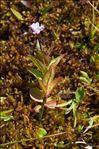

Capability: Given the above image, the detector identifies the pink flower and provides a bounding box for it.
[30,22,45,34]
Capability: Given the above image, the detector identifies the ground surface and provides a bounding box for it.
[0,0,99,148]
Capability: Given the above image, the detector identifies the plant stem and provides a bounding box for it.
[39,96,46,120]
[88,0,99,13]
[92,0,95,31]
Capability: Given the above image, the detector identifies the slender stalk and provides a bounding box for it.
[84,123,99,133]
[92,0,95,30]
[88,0,99,13]
[39,96,47,120]
[87,0,99,32]
[0,132,70,147]
[90,23,99,32]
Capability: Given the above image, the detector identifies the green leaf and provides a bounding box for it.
[72,101,77,127]
[80,71,90,80]
[0,109,14,122]
[29,87,43,103]
[11,8,24,20]
[0,79,3,86]
[28,68,43,80]
[39,6,52,15]
[36,39,41,51]
[0,97,6,102]
[28,56,47,74]
[80,76,92,85]
[75,87,84,103]
[80,71,92,85]
[37,128,47,138]
[0,109,13,116]
[77,125,84,133]
[96,71,99,80]
[38,79,46,94]
[0,115,14,122]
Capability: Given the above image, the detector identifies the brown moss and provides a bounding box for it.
[0,0,99,148]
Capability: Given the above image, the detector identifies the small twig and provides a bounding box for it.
[90,22,99,32]
[0,131,70,147]
[88,0,99,13]
[92,0,95,30]
[84,123,99,133]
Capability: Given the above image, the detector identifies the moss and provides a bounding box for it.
[0,0,99,148]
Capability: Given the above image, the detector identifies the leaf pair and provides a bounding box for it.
[0,109,14,122]
[80,71,92,85]
[65,87,84,127]
[28,54,64,97]
[73,87,84,127]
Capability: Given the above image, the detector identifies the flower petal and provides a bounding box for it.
[40,25,45,30]
[30,22,44,34]
[33,30,40,34]
[35,22,40,27]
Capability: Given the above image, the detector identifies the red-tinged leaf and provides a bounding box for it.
[42,65,55,86]
[38,79,46,94]
[21,0,32,8]
[33,105,41,113]
[46,77,63,96]
[45,100,57,109]
[43,54,65,87]
[47,65,56,85]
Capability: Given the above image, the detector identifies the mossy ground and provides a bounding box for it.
[0,0,99,148]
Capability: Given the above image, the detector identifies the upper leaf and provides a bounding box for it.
[11,8,24,20]
[80,71,92,85]
[28,68,43,80]
[75,87,84,103]
[29,56,47,75]
[42,65,55,87]
[46,77,63,96]
[80,71,90,80]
